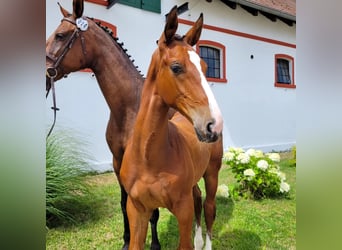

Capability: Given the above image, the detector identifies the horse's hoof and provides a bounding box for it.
[150,243,161,250]
[122,243,129,250]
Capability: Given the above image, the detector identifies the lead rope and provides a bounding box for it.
[46,75,60,138]
[46,28,79,138]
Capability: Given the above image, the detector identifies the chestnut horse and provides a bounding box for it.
[46,0,161,249]
[120,6,223,250]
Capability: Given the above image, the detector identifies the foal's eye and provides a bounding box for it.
[55,33,65,41]
[170,63,184,75]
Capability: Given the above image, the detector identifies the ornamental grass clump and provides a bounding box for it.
[223,147,290,200]
[46,130,96,228]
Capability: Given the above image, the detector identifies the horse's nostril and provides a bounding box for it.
[206,120,215,133]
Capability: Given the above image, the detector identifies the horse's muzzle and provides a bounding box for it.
[194,120,220,143]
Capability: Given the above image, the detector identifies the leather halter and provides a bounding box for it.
[46,16,88,137]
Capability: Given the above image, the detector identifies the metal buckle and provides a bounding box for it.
[46,67,58,78]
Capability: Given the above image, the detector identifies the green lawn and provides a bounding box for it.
[46,153,296,249]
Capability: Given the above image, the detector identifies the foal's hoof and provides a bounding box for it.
[122,243,129,250]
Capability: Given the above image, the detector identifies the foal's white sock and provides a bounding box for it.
[205,233,212,250]
[194,225,204,250]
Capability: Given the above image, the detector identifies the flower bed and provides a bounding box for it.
[223,147,290,199]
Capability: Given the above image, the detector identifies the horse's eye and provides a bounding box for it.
[55,33,65,41]
[170,63,184,75]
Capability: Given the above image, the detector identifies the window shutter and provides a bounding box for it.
[142,0,160,13]
[118,0,141,9]
[118,0,160,13]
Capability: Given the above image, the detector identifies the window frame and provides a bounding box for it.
[196,40,227,83]
[274,54,296,89]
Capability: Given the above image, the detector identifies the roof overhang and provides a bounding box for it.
[220,0,296,26]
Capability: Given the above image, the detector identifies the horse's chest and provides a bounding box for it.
[130,173,187,209]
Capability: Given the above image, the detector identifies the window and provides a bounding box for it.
[275,54,295,88]
[118,0,160,13]
[197,41,227,83]
[200,47,220,78]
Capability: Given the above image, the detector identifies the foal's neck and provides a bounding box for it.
[132,78,171,162]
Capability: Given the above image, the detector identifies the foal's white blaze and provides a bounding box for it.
[188,50,223,134]
[194,225,204,250]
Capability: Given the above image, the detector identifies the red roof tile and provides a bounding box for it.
[245,0,296,17]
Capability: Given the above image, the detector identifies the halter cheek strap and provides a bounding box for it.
[46,17,88,137]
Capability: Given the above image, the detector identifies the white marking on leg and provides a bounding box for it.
[188,50,223,134]
[205,233,212,250]
[194,225,204,250]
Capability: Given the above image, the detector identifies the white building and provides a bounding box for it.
[46,0,296,172]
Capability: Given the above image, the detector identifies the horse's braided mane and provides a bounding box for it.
[89,17,144,78]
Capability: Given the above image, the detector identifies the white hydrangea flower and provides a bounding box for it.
[277,172,286,181]
[223,152,235,162]
[244,168,255,181]
[268,167,278,175]
[229,147,244,154]
[217,184,229,198]
[280,182,290,193]
[243,168,255,177]
[246,148,257,156]
[237,152,250,164]
[267,153,281,162]
[257,159,268,171]
[254,150,264,158]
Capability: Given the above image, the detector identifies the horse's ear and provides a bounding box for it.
[184,13,203,46]
[163,5,178,44]
[58,2,71,17]
[73,0,84,18]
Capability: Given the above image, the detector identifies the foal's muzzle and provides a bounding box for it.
[195,119,220,143]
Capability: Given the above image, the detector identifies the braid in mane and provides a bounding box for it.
[88,17,144,77]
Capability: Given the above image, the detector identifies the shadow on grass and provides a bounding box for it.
[46,191,106,228]
[156,196,261,249]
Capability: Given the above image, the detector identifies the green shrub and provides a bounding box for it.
[289,145,296,167]
[46,130,95,228]
[223,147,290,200]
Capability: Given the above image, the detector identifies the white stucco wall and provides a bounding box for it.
[46,0,296,172]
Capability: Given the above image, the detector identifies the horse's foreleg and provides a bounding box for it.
[203,173,219,250]
[149,208,161,250]
[193,185,204,250]
[172,197,194,250]
[127,196,150,250]
[120,185,130,250]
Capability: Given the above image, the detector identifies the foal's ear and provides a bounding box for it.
[184,13,203,46]
[163,5,178,45]
[58,2,71,17]
[72,0,84,18]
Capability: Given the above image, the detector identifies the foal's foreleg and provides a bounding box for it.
[193,185,204,250]
[172,196,195,250]
[127,196,151,250]
[120,186,160,250]
[203,173,219,250]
